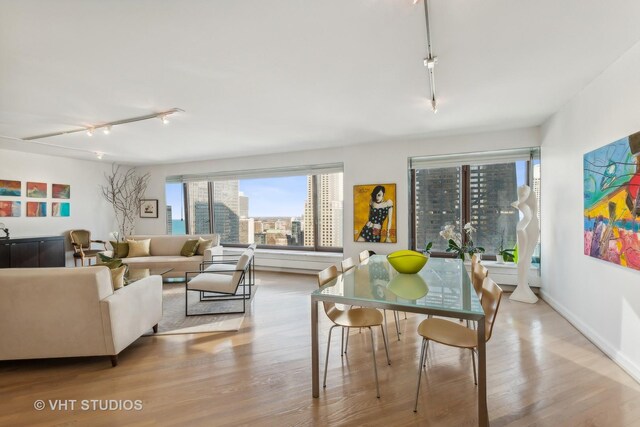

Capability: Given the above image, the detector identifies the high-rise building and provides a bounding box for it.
[304,173,343,247]
[193,201,210,234]
[186,181,209,234]
[254,221,264,234]
[291,219,303,246]
[166,206,172,234]
[239,192,249,218]
[239,218,255,244]
[213,181,240,243]
[415,164,519,254]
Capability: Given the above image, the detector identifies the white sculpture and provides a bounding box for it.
[510,184,539,303]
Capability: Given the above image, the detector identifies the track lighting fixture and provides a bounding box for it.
[22,108,184,141]
[419,0,438,113]
[95,151,104,160]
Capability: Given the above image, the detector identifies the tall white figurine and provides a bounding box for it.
[510,184,539,303]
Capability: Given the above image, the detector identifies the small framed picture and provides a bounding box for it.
[140,199,158,218]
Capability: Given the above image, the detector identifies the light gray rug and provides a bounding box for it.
[147,282,255,336]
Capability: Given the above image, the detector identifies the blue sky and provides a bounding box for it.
[165,176,307,219]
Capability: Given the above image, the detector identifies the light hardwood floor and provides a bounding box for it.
[1,271,640,426]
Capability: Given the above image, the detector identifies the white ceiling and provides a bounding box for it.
[1,0,640,165]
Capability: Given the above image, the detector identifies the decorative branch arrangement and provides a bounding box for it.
[100,165,150,241]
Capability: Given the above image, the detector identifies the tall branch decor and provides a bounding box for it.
[100,165,150,241]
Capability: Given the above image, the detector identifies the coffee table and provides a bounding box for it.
[125,267,174,284]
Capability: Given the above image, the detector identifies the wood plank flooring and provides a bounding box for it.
[1,272,639,426]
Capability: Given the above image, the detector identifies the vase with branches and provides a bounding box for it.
[100,165,150,241]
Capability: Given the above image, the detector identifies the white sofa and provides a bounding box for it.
[0,266,162,366]
[108,234,223,279]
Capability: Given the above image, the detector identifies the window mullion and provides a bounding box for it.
[462,165,471,246]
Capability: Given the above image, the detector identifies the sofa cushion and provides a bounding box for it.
[110,241,129,258]
[180,239,200,257]
[127,239,151,257]
[111,265,127,290]
[196,237,213,255]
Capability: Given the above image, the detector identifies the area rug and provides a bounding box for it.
[146,282,255,336]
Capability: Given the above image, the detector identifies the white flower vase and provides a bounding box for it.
[496,254,505,264]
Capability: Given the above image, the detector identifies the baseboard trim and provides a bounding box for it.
[540,290,640,384]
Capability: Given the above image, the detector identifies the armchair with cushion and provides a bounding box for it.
[70,229,107,266]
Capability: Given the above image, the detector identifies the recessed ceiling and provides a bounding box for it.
[1,0,640,165]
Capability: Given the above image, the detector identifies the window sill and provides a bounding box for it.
[465,260,541,287]
[222,247,342,273]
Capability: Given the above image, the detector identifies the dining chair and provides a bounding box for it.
[341,257,356,273]
[317,265,391,398]
[472,262,489,301]
[413,277,503,412]
[358,250,370,263]
[69,230,107,266]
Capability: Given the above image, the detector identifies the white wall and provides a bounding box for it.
[135,126,539,261]
[541,40,640,382]
[0,149,116,265]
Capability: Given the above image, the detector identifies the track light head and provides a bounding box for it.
[95,151,104,160]
[86,128,94,137]
[160,114,170,124]
[430,98,438,113]
[103,126,111,135]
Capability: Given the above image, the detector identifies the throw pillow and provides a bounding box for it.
[180,239,200,257]
[195,237,213,255]
[111,265,127,290]
[126,239,151,257]
[109,240,129,258]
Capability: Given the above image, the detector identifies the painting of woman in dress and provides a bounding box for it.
[353,184,396,243]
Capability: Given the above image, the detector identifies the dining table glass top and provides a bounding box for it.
[313,255,483,316]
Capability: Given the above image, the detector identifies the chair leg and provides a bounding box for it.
[414,338,428,412]
[424,340,430,366]
[394,310,401,340]
[345,329,350,354]
[368,327,380,398]
[471,348,478,386]
[380,324,391,365]
[323,325,337,388]
[340,327,345,357]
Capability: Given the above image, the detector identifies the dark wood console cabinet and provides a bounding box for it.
[0,236,65,268]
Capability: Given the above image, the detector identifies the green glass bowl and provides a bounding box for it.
[386,250,428,274]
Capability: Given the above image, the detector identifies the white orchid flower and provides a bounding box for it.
[463,222,476,234]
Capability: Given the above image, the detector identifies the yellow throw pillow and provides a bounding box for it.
[180,239,200,257]
[126,239,151,257]
[111,265,127,290]
[196,237,213,255]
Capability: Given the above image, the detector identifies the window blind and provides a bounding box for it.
[166,163,344,183]
[410,147,540,170]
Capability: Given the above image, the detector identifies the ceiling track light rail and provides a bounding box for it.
[22,108,184,141]
[419,0,438,113]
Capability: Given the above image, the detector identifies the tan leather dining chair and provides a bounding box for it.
[413,277,503,412]
[341,257,356,273]
[317,265,390,398]
[69,230,107,266]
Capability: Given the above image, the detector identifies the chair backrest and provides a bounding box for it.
[341,257,356,273]
[480,277,503,342]
[317,265,339,314]
[472,263,489,300]
[358,250,370,263]
[231,250,253,286]
[70,230,91,249]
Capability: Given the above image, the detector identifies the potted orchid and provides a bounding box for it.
[440,222,485,260]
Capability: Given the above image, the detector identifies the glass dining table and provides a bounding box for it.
[310,255,489,426]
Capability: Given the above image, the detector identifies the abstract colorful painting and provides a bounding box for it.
[584,131,640,270]
[353,183,396,243]
[26,202,46,217]
[52,184,70,199]
[0,201,20,217]
[52,202,70,217]
[26,182,47,198]
[0,180,21,196]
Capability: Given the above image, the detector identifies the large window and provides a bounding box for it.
[411,149,540,260]
[166,167,343,251]
[165,183,186,235]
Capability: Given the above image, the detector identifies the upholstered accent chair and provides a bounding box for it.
[70,229,107,266]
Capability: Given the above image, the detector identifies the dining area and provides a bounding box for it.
[311,253,500,427]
